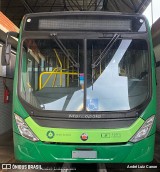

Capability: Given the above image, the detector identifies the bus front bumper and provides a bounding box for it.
[14,132,155,163]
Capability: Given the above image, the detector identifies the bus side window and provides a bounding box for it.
[154,53,158,85]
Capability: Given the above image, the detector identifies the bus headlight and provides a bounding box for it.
[14,114,39,142]
[130,116,155,143]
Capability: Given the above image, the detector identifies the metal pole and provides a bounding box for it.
[20,0,34,13]
[78,44,80,86]
[83,39,87,111]
[151,0,154,25]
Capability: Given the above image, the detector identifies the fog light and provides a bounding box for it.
[14,114,39,142]
[130,116,155,143]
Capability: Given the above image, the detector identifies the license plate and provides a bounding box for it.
[72,151,97,159]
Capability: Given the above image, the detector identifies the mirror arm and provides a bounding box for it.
[5,32,10,47]
[5,31,19,46]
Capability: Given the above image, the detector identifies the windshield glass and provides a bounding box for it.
[87,39,149,111]
[20,38,149,111]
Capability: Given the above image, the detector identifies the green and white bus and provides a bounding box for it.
[2,12,156,162]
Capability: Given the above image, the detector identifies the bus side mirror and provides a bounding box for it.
[1,31,19,66]
[1,44,11,65]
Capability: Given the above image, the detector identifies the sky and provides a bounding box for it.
[143,0,160,25]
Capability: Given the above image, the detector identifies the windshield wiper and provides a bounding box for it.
[91,33,120,69]
[91,33,120,90]
[50,33,79,68]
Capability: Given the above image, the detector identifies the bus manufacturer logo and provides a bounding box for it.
[81,133,88,141]
[69,114,102,119]
[46,131,55,139]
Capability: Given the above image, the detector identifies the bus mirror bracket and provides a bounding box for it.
[1,31,18,66]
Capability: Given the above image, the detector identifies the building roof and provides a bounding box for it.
[1,0,151,27]
[0,12,19,32]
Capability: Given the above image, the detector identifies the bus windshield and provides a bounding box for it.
[20,38,149,111]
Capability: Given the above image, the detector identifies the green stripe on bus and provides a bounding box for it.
[25,117,144,143]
